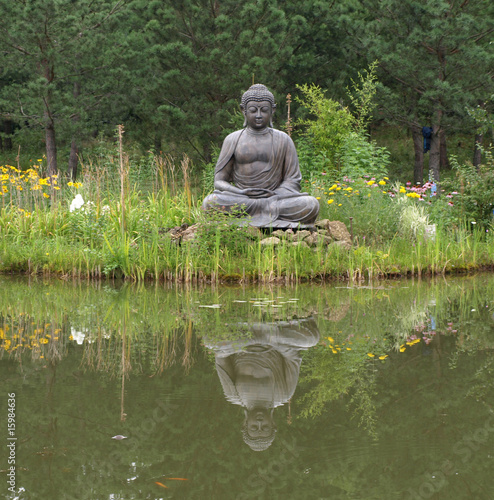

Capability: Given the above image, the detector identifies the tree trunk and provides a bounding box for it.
[439,129,450,170]
[412,125,424,184]
[68,81,81,180]
[154,135,162,154]
[429,125,441,184]
[44,108,58,177]
[473,132,483,170]
[68,139,79,180]
[42,59,57,176]
[2,119,13,150]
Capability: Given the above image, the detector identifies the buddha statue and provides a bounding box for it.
[202,84,320,228]
[204,318,320,451]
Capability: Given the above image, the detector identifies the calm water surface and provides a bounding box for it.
[0,275,493,500]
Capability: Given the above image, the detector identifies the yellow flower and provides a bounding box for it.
[384,177,389,180]
[379,180,386,186]
[367,180,375,185]
[316,197,321,200]
[367,353,375,357]
[338,203,342,206]
[37,159,43,162]
[328,184,337,190]
[336,187,341,191]
[328,199,334,204]
[43,193,50,198]
[327,337,334,343]
[399,347,406,352]
[67,181,74,187]
[379,355,388,360]
[346,347,352,351]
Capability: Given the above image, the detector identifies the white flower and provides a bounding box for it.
[70,194,85,212]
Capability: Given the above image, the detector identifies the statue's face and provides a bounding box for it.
[244,100,273,130]
[245,408,275,438]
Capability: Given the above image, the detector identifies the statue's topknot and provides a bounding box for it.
[241,84,276,108]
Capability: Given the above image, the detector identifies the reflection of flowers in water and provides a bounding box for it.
[69,327,112,344]
[70,327,88,344]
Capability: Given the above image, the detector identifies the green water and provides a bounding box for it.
[0,275,493,500]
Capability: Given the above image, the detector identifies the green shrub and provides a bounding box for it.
[430,150,494,232]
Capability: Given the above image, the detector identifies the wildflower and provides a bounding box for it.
[316,197,321,200]
[70,194,85,212]
[328,199,334,204]
[367,353,375,357]
[379,355,388,360]
[338,203,342,206]
[37,159,43,162]
[378,180,386,186]
[367,180,375,186]
[43,193,50,198]
[329,184,337,190]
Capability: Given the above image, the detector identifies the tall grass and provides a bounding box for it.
[1,142,494,282]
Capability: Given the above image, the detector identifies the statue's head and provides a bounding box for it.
[240,84,276,129]
[241,407,277,451]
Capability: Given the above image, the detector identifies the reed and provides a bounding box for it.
[2,144,494,283]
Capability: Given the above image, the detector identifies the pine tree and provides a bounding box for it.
[342,0,494,183]
[0,0,128,176]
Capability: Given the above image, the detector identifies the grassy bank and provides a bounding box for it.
[1,151,494,283]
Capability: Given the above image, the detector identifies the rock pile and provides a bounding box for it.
[164,219,353,251]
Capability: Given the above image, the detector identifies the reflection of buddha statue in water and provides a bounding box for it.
[204,319,319,451]
[202,84,320,228]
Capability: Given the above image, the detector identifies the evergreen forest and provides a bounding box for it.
[1,0,493,182]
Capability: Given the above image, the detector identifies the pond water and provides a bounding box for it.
[0,275,493,500]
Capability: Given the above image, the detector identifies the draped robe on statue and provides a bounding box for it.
[204,319,319,410]
[202,128,320,228]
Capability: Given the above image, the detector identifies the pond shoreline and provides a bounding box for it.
[1,250,494,284]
